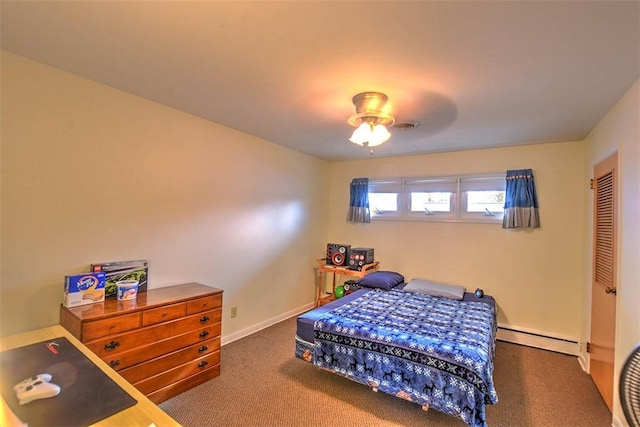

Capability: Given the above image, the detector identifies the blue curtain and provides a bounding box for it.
[346,178,370,223]
[503,169,540,229]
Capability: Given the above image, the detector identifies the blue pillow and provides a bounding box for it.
[357,271,404,290]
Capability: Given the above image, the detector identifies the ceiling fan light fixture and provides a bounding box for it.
[347,91,395,148]
[371,123,391,144]
[349,122,391,147]
[349,122,373,145]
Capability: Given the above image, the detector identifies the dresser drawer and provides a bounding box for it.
[133,352,221,395]
[187,294,222,314]
[104,325,221,371]
[118,338,220,383]
[82,313,142,342]
[86,309,221,358]
[142,302,186,326]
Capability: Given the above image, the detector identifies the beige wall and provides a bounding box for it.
[0,51,329,337]
[2,54,637,427]
[583,79,639,427]
[327,141,586,340]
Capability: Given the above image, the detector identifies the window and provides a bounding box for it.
[411,192,452,213]
[466,191,504,213]
[406,178,457,219]
[369,174,505,223]
[459,175,506,220]
[369,181,403,217]
[370,193,398,213]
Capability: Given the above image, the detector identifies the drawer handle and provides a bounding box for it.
[199,330,209,339]
[198,345,209,353]
[198,360,209,369]
[109,360,121,368]
[199,315,210,324]
[104,340,121,351]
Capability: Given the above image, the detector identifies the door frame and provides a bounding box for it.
[588,151,618,411]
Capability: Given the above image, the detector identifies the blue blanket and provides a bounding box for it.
[313,288,498,427]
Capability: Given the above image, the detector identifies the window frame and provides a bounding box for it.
[405,178,458,220]
[368,180,404,218]
[368,173,505,223]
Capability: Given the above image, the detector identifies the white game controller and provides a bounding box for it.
[13,373,61,405]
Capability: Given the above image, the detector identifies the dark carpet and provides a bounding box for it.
[160,316,611,426]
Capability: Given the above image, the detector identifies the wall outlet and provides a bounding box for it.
[231,306,238,318]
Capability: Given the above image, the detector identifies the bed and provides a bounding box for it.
[295,279,498,427]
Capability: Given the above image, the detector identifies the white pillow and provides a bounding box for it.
[404,278,466,300]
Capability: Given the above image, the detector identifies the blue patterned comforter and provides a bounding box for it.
[312,288,498,427]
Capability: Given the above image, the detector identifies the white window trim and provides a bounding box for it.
[369,173,505,224]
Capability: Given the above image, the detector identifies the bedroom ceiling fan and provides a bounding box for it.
[347,91,419,152]
[347,91,396,149]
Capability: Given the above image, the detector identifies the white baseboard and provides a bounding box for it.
[221,302,315,346]
[578,351,589,372]
[496,324,580,356]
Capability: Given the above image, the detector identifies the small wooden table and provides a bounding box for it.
[0,325,180,427]
[316,258,379,306]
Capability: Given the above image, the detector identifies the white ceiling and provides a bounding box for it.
[1,1,638,161]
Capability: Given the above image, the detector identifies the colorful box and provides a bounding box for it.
[64,272,106,307]
[91,260,148,298]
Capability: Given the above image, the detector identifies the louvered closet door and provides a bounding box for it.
[589,152,617,412]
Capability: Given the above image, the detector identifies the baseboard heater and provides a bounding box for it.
[496,325,580,356]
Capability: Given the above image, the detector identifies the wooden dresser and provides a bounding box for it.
[60,282,223,403]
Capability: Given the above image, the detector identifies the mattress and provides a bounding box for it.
[296,286,495,343]
[296,288,372,343]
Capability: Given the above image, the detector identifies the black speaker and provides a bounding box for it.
[347,247,375,271]
[343,280,361,295]
[326,243,350,266]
